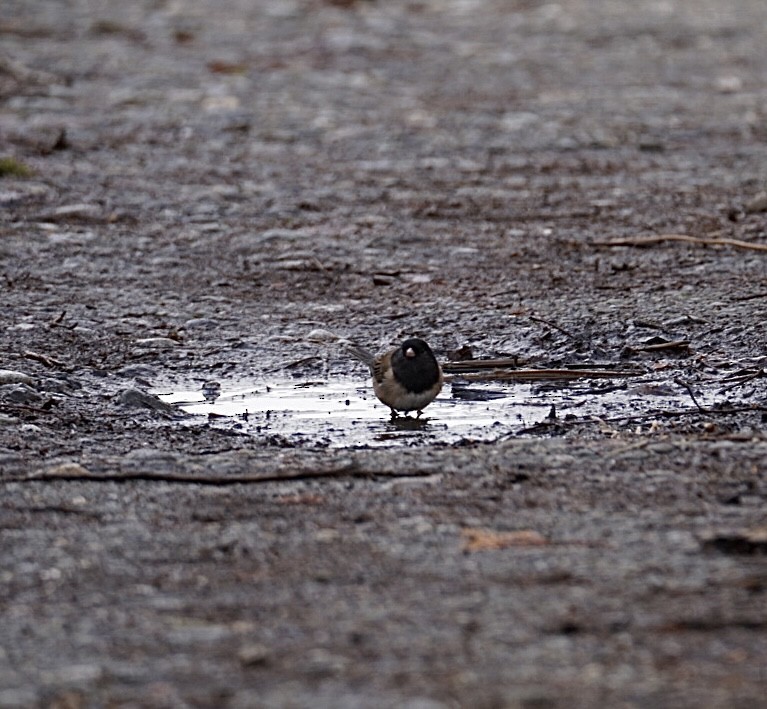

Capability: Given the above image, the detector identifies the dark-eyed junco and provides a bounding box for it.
[349,338,443,417]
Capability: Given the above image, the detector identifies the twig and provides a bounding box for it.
[0,402,57,415]
[732,292,767,302]
[2,462,442,486]
[673,378,708,413]
[592,233,767,252]
[444,357,525,373]
[529,315,577,340]
[23,350,69,369]
[445,368,641,383]
[718,369,765,394]
[635,340,690,353]
[510,404,767,435]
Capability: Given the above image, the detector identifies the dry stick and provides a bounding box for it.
[511,404,767,435]
[592,233,767,252]
[732,291,767,302]
[23,350,68,368]
[718,369,766,394]
[2,463,441,486]
[635,340,689,352]
[444,368,640,383]
[674,378,708,414]
[444,358,527,372]
[529,315,578,340]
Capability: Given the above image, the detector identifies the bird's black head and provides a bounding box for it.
[392,338,440,393]
[400,338,432,359]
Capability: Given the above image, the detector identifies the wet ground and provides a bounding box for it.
[157,368,722,448]
[2,0,767,706]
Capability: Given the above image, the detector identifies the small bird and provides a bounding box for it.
[349,338,443,417]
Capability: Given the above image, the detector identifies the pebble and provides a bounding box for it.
[744,191,767,214]
[118,388,176,413]
[46,463,92,477]
[0,370,34,386]
[133,337,180,348]
[0,384,42,405]
[117,364,157,379]
[306,328,340,343]
[238,643,271,667]
[37,203,103,222]
[42,663,103,684]
[184,317,219,330]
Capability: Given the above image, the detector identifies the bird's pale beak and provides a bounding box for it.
[405,347,416,358]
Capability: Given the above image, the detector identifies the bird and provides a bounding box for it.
[349,338,443,417]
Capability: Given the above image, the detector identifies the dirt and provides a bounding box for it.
[2,0,767,707]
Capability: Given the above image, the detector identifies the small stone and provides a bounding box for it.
[133,337,180,348]
[305,648,348,677]
[46,463,92,477]
[238,643,271,667]
[0,370,35,386]
[118,388,176,413]
[744,191,767,214]
[47,664,103,684]
[117,364,157,380]
[0,383,42,405]
[38,203,104,222]
[184,317,219,330]
[306,328,340,343]
[714,75,742,93]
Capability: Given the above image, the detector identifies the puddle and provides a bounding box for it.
[156,375,720,448]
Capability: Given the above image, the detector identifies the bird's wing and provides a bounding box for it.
[371,353,391,385]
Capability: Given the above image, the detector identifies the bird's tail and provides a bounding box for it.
[347,343,376,369]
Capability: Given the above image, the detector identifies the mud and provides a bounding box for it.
[1,0,767,707]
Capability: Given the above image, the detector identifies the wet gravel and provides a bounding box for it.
[2,0,767,706]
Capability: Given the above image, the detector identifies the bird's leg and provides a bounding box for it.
[416,410,423,418]
[389,408,399,419]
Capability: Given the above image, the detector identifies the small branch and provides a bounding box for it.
[592,233,767,252]
[2,462,442,486]
[529,315,577,340]
[672,378,707,413]
[445,368,641,383]
[443,357,525,373]
[634,340,690,353]
[23,350,69,369]
[718,369,765,394]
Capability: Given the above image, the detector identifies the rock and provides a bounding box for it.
[45,463,92,477]
[744,191,767,214]
[238,643,271,667]
[0,383,42,405]
[118,389,176,413]
[37,203,104,222]
[0,370,35,386]
[183,317,219,330]
[306,328,340,343]
[116,365,158,380]
[133,337,180,348]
